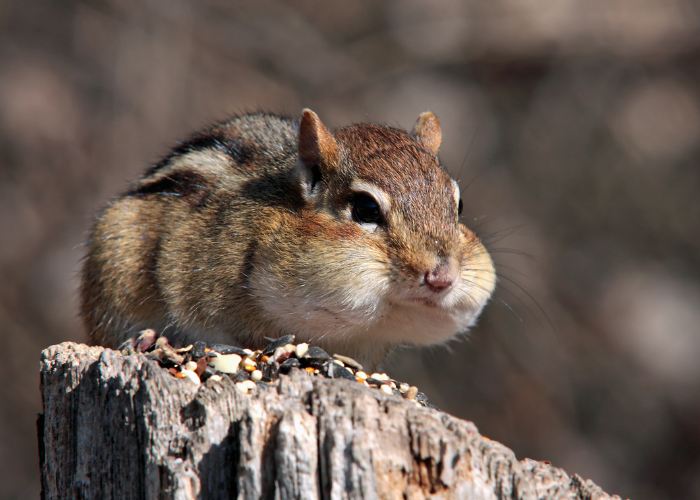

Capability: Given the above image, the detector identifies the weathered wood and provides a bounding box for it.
[39,342,620,500]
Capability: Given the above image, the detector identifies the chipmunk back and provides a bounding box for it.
[81,110,496,363]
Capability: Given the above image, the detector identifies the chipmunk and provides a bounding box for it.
[81,109,496,365]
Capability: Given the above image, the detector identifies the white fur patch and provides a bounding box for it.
[250,239,495,353]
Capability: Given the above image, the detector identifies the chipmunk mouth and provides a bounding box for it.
[391,293,448,310]
[407,297,439,308]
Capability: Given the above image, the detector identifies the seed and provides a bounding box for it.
[295,343,309,358]
[235,382,249,394]
[302,346,331,365]
[380,384,393,395]
[399,383,410,393]
[333,359,345,367]
[268,347,282,363]
[184,361,198,372]
[180,369,200,386]
[243,380,257,391]
[262,334,295,355]
[325,363,355,380]
[275,350,292,364]
[414,391,427,402]
[251,370,263,382]
[192,341,207,360]
[406,386,418,400]
[279,358,301,374]
[208,344,248,356]
[209,353,242,374]
[136,329,158,352]
[332,354,363,371]
[355,371,368,380]
[283,344,296,353]
[208,374,222,382]
[305,367,315,373]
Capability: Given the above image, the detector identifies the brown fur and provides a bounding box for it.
[81,110,496,362]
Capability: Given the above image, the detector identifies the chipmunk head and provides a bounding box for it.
[252,109,496,354]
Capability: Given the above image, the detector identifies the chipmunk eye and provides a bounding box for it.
[352,193,381,225]
[458,198,463,216]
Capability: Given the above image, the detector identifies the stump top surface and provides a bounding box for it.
[39,342,621,500]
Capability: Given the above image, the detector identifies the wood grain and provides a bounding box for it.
[39,342,619,500]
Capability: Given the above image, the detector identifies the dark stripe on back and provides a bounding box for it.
[130,170,211,208]
[145,129,259,177]
[145,131,229,176]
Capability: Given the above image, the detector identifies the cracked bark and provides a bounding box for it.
[39,342,620,500]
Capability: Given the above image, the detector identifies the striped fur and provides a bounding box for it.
[81,111,496,364]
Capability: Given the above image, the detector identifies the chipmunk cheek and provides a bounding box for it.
[326,222,365,241]
[296,214,364,241]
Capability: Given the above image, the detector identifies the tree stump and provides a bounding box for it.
[38,342,620,499]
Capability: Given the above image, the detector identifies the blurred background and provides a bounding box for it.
[2,0,700,498]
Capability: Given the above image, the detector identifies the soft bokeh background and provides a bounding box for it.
[3,1,700,498]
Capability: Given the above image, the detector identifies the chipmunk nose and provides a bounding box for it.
[424,259,459,293]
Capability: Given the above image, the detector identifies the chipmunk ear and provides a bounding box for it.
[411,112,442,155]
[298,109,340,200]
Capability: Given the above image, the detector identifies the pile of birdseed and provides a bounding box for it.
[118,330,436,408]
